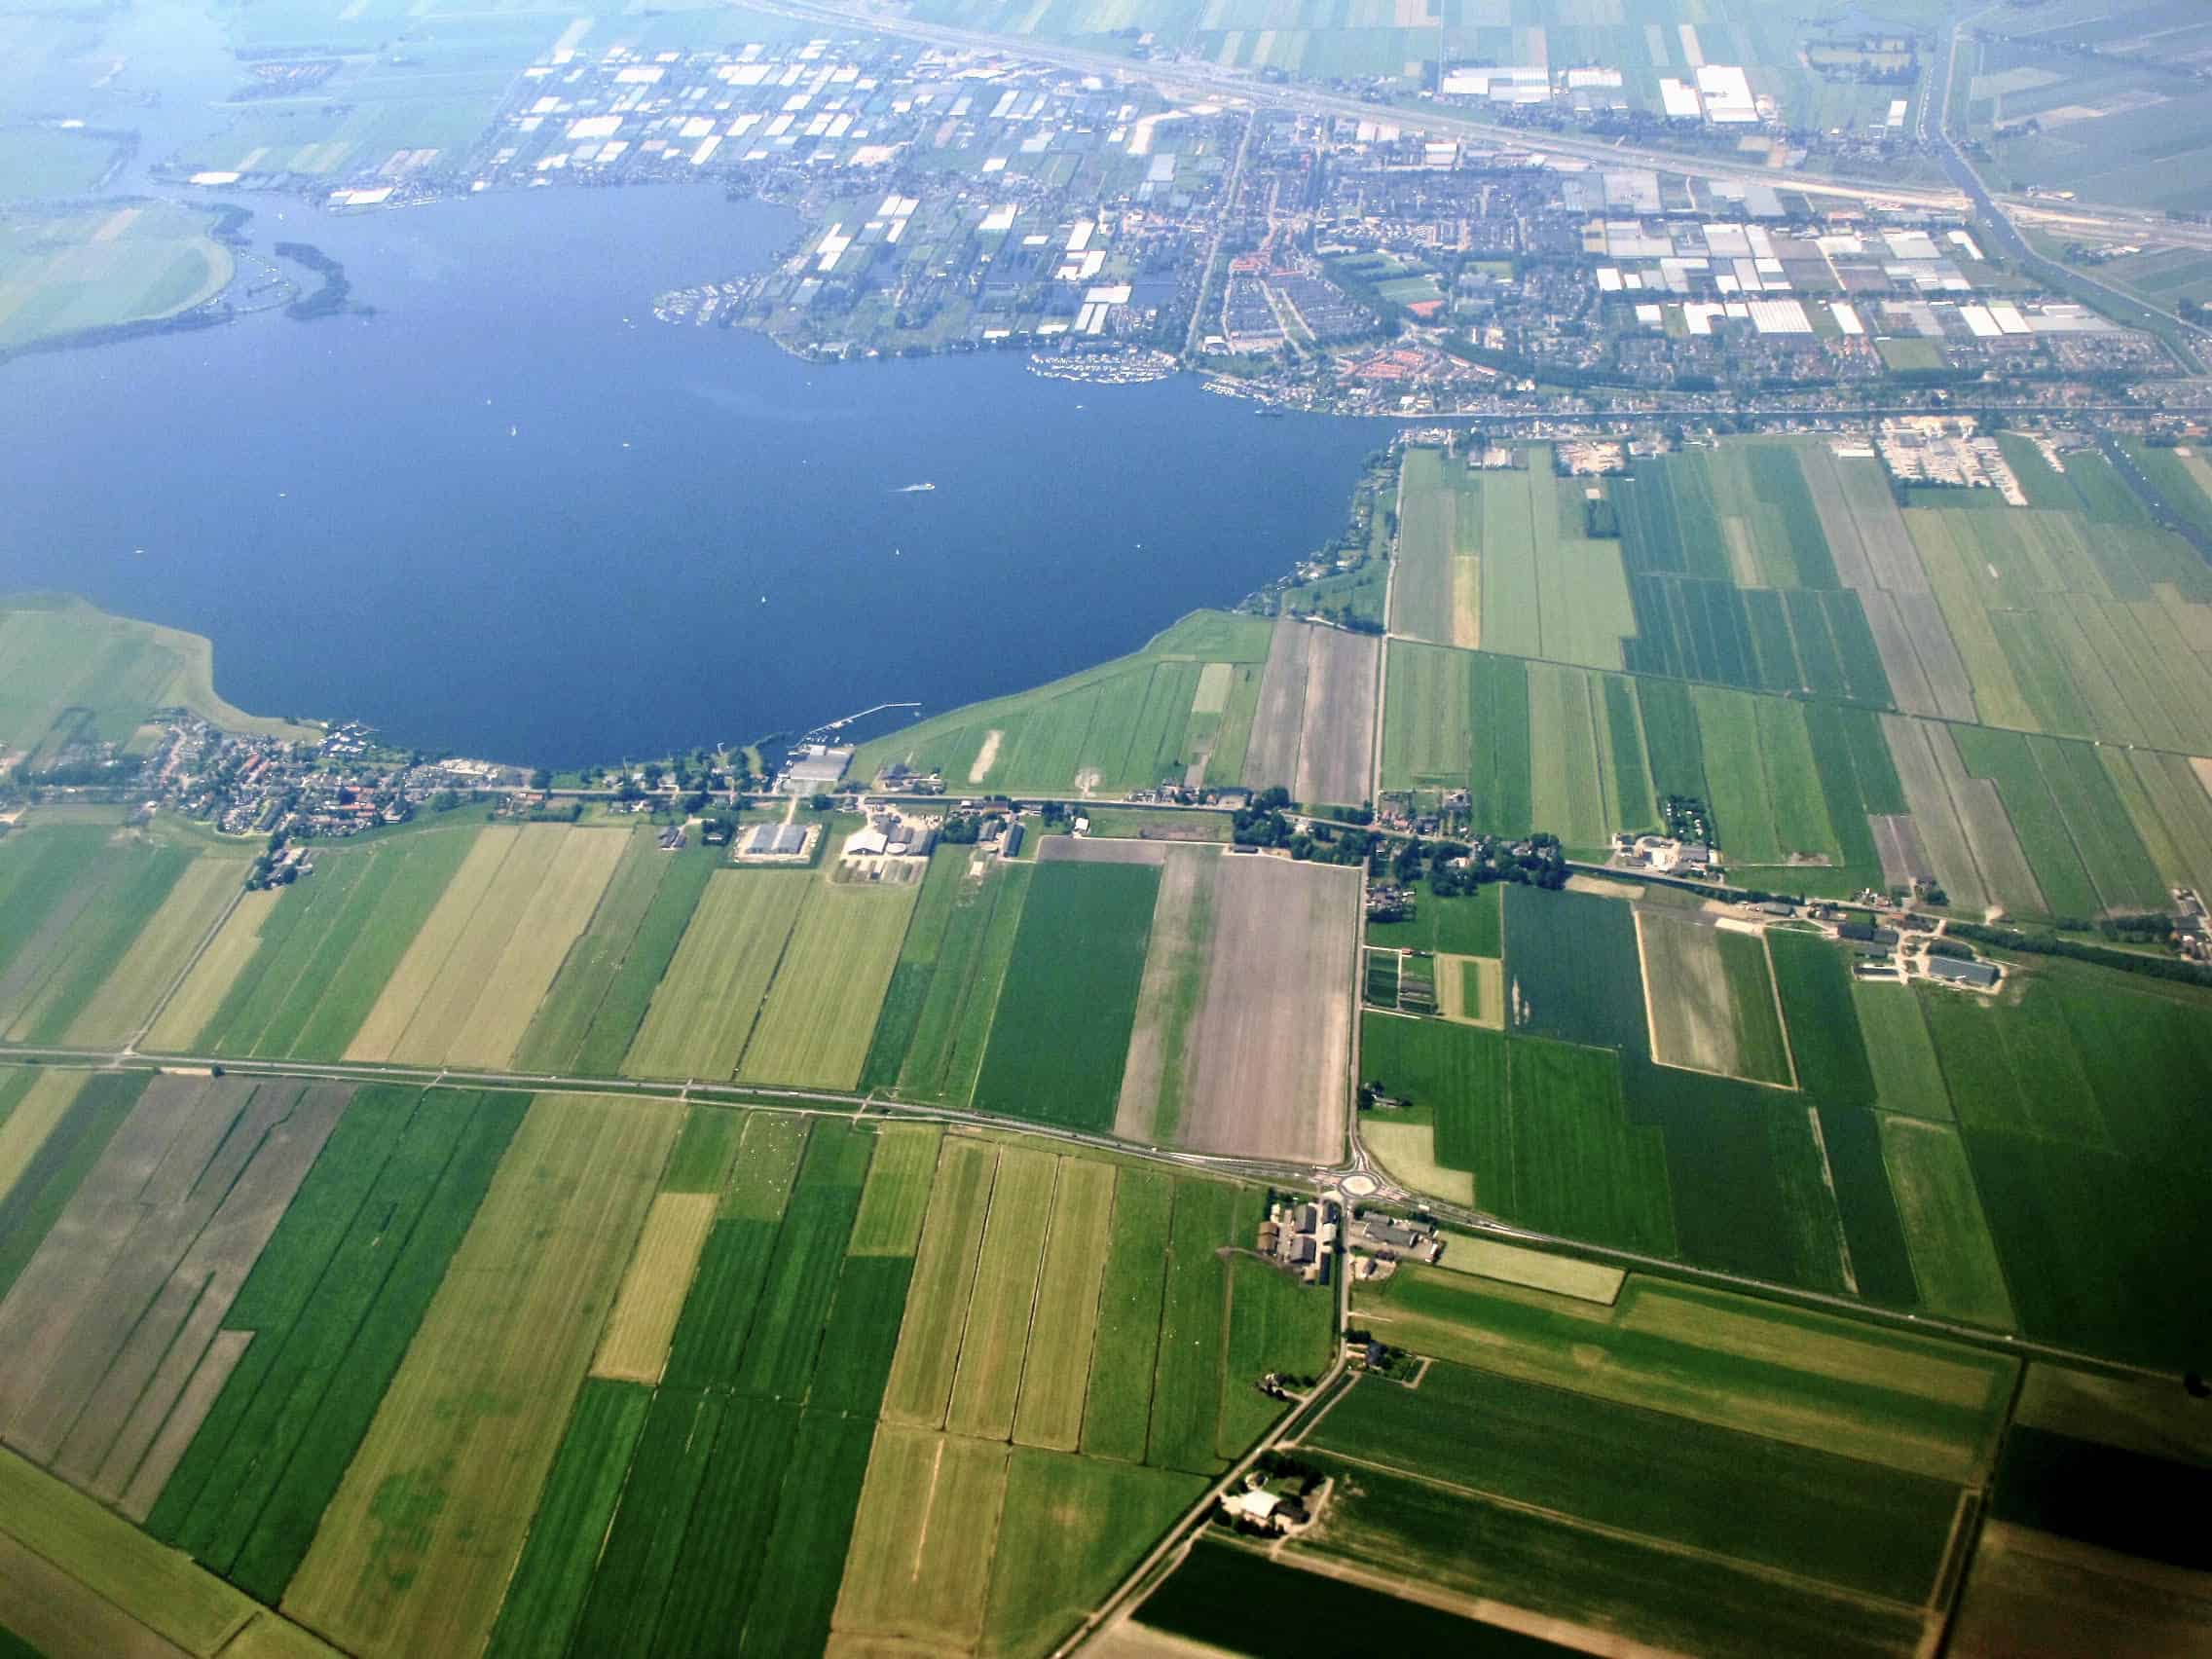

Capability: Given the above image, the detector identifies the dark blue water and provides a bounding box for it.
[1,187,1383,764]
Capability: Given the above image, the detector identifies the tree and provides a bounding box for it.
[530,767,552,791]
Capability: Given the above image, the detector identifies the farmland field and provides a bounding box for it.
[623,868,810,1079]
[1352,1267,2013,1483]
[158,824,480,1060]
[1636,910,1792,1085]
[882,855,1033,1106]
[283,1092,678,1656]
[737,865,922,1088]
[1117,851,1353,1163]
[148,1086,528,1599]
[0,1076,350,1516]
[852,610,1275,794]
[512,832,715,1074]
[1307,1360,1963,1604]
[973,860,1159,1131]
[1920,971,2212,1371]
[0,202,236,352]
[1241,617,1379,805]
[345,824,627,1069]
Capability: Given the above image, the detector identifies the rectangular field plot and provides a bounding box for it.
[1239,616,1379,806]
[1882,1116,2013,1328]
[1286,1448,1931,1659]
[1116,851,1355,1164]
[973,860,1160,1131]
[0,1076,348,1513]
[1386,444,1479,648]
[1921,970,2212,1371]
[345,823,629,1069]
[512,831,715,1074]
[1350,1268,2014,1484]
[283,1092,679,1658]
[147,1086,527,1599]
[1635,910,1794,1085]
[159,824,480,1061]
[623,868,810,1079]
[882,855,1033,1107]
[0,1448,334,1659]
[1306,1359,1965,1604]
[0,822,210,1047]
[737,863,921,1088]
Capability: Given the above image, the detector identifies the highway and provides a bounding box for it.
[1923,5,2212,370]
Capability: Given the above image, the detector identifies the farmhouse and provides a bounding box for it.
[1354,1211,1442,1263]
[842,805,940,860]
[1261,1198,1338,1283]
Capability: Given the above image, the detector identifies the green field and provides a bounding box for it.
[1309,1360,1962,1604]
[0,202,236,352]
[1352,1268,2013,1484]
[623,868,810,1079]
[1921,971,2212,1371]
[283,1094,679,1657]
[972,861,1159,1130]
[161,823,480,1060]
[852,611,1275,794]
[512,833,714,1073]
[737,869,922,1088]
[149,1087,527,1601]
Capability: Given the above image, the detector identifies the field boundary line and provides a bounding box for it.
[934,1147,1004,1432]
[129,870,249,1054]
[1002,1154,1064,1438]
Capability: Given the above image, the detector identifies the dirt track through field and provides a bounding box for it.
[1179,856,1357,1165]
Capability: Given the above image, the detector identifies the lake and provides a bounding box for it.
[1,186,1385,764]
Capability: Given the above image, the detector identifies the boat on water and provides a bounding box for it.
[895,481,937,494]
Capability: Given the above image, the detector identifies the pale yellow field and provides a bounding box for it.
[1360,1120,1474,1204]
[344,829,520,1061]
[735,876,921,1089]
[1435,1230,1624,1304]
[146,887,280,1052]
[848,1124,945,1256]
[943,1146,1057,1441]
[62,856,242,1049]
[0,1072,86,1202]
[385,826,568,1064]
[590,1190,719,1383]
[424,826,627,1069]
[1438,954,1503,1029]
[283,1093,679,1658]
[625,871,811,1080]
[1011,1158,1117,1451]
[833,1427,1012,1649]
